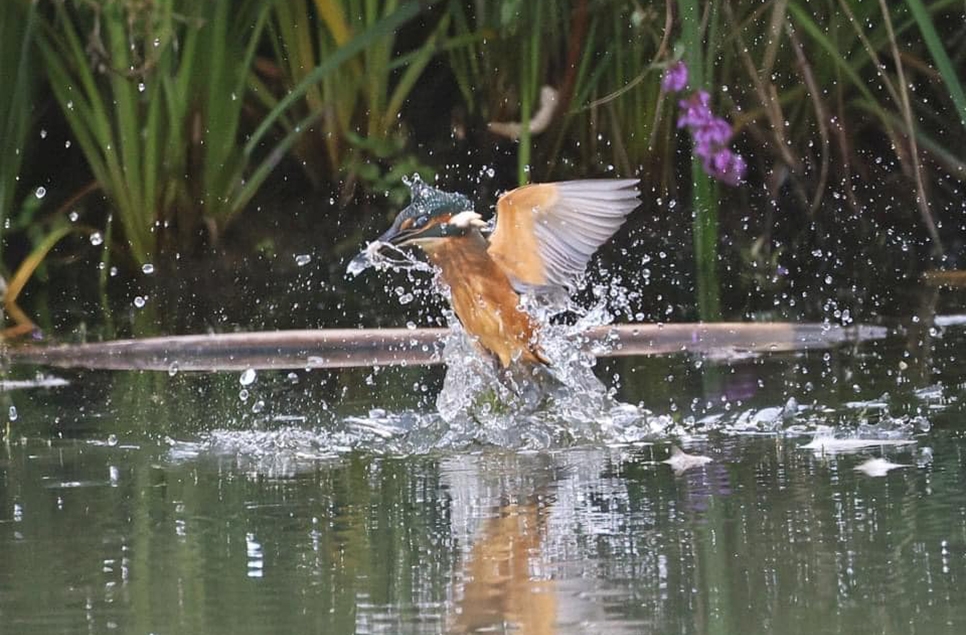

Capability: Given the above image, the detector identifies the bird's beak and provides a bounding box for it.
[374,224,410,246]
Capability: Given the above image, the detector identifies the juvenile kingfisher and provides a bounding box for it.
[351,178,640,367]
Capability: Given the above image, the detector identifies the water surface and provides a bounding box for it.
[2,319,965,634]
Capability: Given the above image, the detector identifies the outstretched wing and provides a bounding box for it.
[487,179,640,290]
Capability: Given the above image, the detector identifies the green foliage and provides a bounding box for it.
[703,0,966,258]
[653,0,966,312]
[0,0,39,257]
[6,0,965,299]
[36,0,277,265]
[903,0,966,132]
[252,0,447,190]
[447,1,670,185]
[344,132,435,207]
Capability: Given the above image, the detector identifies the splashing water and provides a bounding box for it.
[170,252,936,464]
[422,267,680,447]
[168,267,678,463]
[171,174,933,462]
[341,175,663,446]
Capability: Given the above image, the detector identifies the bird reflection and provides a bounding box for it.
[450,497,556,634]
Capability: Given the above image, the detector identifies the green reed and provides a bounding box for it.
[36,0,276,265]
[251,0,446,190]
[903,0,966,132]
[10,0,966,293]
[777,0,963,255]
[0,0,39,259]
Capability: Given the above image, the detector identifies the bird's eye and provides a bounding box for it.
[413,215,429,228]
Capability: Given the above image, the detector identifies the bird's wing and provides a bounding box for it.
[487,179,640,291]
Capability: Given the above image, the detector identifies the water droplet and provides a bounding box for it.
[240,368,257,386]
[68,210,79,222]
[168,362,180,377]
[133,296,146,308]
[238,389,249,402]
[35,186,46,199]
[107,434,118,446]
[137,82,146,93]
[65,140,71,149]
[251,400,265,414]
[8,406,17,421]
[142,263,155,274]
[39,129,47,139]
[90,232,104,246]
[294,254,312,266]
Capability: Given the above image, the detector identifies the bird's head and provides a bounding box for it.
[347,176,486,277]
[374,177,483,249]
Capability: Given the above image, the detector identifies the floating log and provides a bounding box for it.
[3,323,888,372]
[921,270,966,287]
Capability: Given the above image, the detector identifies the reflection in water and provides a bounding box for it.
[451,499,555,634]
[3,324,966,632]
[1,429,966,633]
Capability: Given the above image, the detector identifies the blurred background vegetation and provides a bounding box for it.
[1,0,964,336]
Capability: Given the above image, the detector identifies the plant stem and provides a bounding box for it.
[692,159,720,320]
[677,0,721,320]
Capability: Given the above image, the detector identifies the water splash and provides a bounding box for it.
[346,232,678,449]
[424,274,679,447]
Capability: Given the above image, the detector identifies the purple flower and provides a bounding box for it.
[662,61,689,93]
[677,90,712,129]
[702,148,747,186]
[693,116,733,152]
[670,86,746,186]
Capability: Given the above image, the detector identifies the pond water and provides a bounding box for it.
[2,293,966,634]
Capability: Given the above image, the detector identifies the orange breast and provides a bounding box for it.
[425,235,547,367]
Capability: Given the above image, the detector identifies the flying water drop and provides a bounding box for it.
[240,368,257,386]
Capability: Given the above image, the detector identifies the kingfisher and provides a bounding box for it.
[350,177,640,367]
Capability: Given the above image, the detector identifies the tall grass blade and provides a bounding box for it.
[246,1,431,158]
[903,0,966,132]
[36,0,279,264]
[0,1,39,255]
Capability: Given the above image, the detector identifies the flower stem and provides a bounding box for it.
[677,0,721,321]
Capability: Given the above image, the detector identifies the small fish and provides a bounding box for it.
[346,241,389,277]
[346,240,431,277]
[663,446,712,474]
[853,457,909,477]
